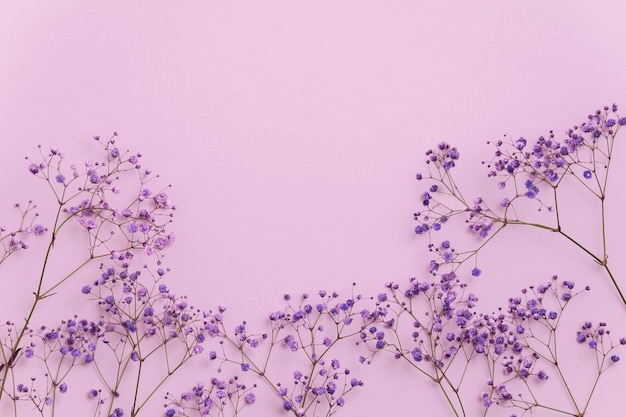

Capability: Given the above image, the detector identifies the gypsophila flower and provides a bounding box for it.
[2,108,624,417]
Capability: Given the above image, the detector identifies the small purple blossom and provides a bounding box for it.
[28,163,40,174]
[284,334,299,351]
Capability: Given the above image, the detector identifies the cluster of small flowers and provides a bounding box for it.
[479,278,571,408]
[421,142,461,173]
[576,321,625,365]
[413,141,502,283]
[26,135,175,259]
[0,269,215,417]
[409,105,626,352]
[204,288,366,416]
[3,114,625,417]
[76,261,229,417]
[0,202,46,263]
[480,276,624,415]
[485,104,624,200]
[277,359,362,417]
[0,377,68,413]
[356,270,625,416]
[280,288,364,341]
[0,136,189,417]
[163,377,256,417]
[414,141,493,230]
[84,261,207,354]
[358,273,480,374]
[0,316,104,413]
[413,180,499,242]
[464,196,498,239]
[426,239,482,281]
[29,316,102,364]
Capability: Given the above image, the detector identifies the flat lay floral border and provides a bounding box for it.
[1,105,624,417]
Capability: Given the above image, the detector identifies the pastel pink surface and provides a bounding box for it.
[1,2,625,416]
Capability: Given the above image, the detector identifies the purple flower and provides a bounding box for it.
[326,381,337,395]
[350,378,363,387]
[411,347,423,362]
[88,170,100,184]
[33,224,46,236]
[28,164,40,174]
[481,392,492,408]
[284,334,299,351]
[524,179,540,198]
[154,192,170,207]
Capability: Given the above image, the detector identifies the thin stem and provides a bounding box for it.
[130,358,143,416]
[476,217,626,307]
[600,198,608,263]
[558,231,625,306]
[0,203,62,401]
[434,376,462,417]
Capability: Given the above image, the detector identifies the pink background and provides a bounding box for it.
[1,2,626,416]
